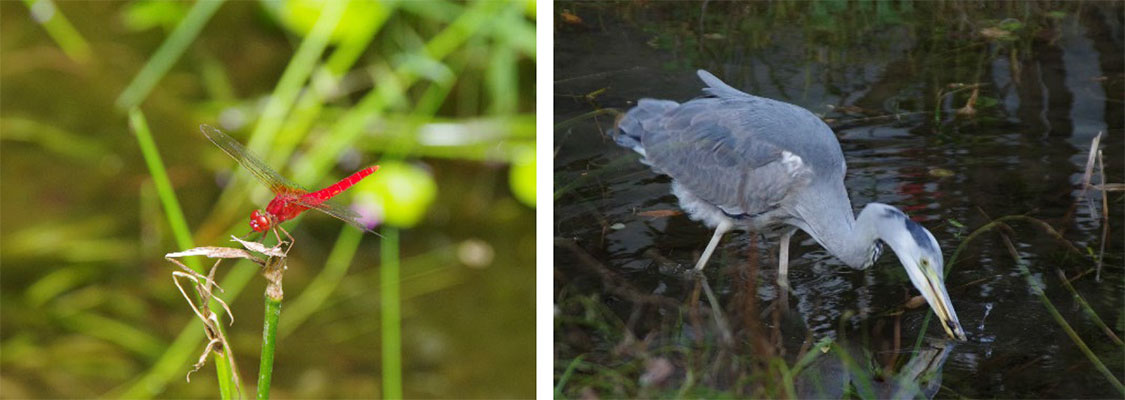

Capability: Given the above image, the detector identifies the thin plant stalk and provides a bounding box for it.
[381,227,402,399]
[998,229,1125,395]
[129,109,198,269]
[214,349,236,400]
[272,0,392,176]
[1055,269,1123,346]
[554,355,585,397]
[116,0,225,109]
[112,268,256,399]
[257,293,282,399]
[247,0,347,151]
[295,0,506,184]
[125,108,243,397]
[914,214,1087,352]
[919,215,1123,394]
[278,226,363,338]
[21,0,91,63]
[258,251,286,399]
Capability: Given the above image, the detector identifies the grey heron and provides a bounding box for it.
[613,70,967,341]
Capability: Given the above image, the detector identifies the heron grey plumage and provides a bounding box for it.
[614,69,966,341]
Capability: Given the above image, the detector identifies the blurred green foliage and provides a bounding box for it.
[1,0,535,398]
[509,144,536,207]
[355,161,438,228]
[277,0,384,44]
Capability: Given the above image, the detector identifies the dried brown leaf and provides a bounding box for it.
[637,209,683,218]
[166,247,263,265]
[231,235,286,257]
[560,10,582,25]
[1081,132,1103,191]
[905,295,927,309]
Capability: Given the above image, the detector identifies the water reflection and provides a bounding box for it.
[555,2,1121,398]
[796,336,956,399]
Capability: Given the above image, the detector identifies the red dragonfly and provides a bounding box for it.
[200,124,379,238]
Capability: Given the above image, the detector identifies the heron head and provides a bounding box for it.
[863,204,967,341]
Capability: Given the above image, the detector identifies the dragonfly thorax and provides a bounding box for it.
[265,194,309,223]
[249,195,313,232]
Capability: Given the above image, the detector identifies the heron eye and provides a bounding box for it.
[920,258,929,267]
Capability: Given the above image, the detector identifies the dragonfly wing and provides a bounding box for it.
[200,124,307,193]
[294,197,379,233]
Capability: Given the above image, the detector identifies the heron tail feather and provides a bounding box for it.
[615,98,678,155]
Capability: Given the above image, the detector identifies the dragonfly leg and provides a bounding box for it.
[273,225,296,256]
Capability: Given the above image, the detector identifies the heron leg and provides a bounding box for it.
[694,220,733,271]
[777,228,795,289]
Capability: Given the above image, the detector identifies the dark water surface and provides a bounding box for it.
[555,2,1123,398]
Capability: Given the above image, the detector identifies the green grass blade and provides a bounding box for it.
[214,349,236,400]
[57,312,167,360]
[1056,269,1124,346]
[128,108,199,271]
[116,0,225,110]
[21,0,91,63]
[126,109,251,397]
[554,354,585,398]
[381,227,402,399]
[247,0,346,150]
[293,0,505,185]
[257,294,282,400]
[109,266,256,399]
[277,226,362,338]
[269,2,392,175]
[1007,244,1125,394]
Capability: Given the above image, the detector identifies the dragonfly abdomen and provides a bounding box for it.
[309,165,380,201]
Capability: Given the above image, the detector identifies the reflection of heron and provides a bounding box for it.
[614,70,966,341]
[796,337,956,399]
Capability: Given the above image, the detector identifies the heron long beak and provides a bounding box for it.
[900,257,967,341]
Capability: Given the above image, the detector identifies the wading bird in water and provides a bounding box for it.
[613,70,966,341]
[201,124,379,247]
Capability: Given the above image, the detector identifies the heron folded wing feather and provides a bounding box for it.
[645,101,811,219]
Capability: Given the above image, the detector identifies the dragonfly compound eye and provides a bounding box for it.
[250,210,271,232]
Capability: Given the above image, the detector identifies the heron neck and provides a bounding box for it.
[792,188,882,269]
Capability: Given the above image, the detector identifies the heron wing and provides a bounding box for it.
[643,97,817,217]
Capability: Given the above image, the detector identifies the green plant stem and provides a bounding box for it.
[924,216,1123,394]
[293,0,506,184]
[915,215,1087,352]
[1055,269,1124,346]
[554,354,584,398]
[120,108,253,399]
[1022,267,1125,394]
[22,0,91,63]
[830,343,875,400]
[129,108,198,271]
[277,226,362,338]
[381,227,402,399]
[111,268,255,398]
[116,0,225,109]
[258,294,282,400]
[214,349,236,400]
[1004,238,1125,395]
[248,0,347,150]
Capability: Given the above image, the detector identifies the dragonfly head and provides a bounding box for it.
[249,209,272,232]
